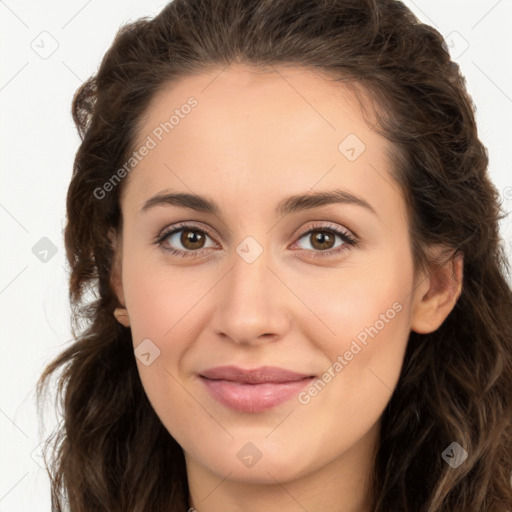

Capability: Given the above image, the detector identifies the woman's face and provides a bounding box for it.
[112,65,442,493]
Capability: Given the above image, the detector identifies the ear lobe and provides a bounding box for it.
[113,307,131,327]
[410,252,463,334]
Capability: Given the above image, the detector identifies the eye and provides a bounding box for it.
[291,222,358,258]
[154,221,358,259]
[154,223,217,258]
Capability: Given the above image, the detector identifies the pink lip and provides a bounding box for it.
[199,365,314,413]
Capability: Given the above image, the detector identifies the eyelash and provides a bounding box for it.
[154,222,359,259]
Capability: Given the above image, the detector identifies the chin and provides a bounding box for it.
[193,439,318,485]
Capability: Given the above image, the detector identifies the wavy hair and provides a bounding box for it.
[36,0,512,510]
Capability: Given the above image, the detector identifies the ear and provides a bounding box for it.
[108,227,124,305]
[410,250,463,334]
[108,228,131,327]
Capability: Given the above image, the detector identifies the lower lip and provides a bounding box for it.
[200,376,314,413]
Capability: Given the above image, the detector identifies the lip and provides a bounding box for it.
[199,365,315,413]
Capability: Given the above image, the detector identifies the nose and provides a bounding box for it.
[210,246,291,346]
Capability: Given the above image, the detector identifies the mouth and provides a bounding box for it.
[199,365,315,413]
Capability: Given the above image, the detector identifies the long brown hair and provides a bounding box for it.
[36,0,512,510]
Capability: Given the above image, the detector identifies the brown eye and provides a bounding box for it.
[156,224,217,257]
[179,229,206,250]
[308,230,336,251]
[292,223,358,259]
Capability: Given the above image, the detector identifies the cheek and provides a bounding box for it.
[122,258,206,441]
[122,256,212,423]
[298,247,414,401]
[299,250,413,355]
[123,253,211,343]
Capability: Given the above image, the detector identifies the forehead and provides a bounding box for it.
[122,64,403,224]
[134,64,374,148]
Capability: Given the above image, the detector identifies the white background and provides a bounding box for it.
[1,0,511,510]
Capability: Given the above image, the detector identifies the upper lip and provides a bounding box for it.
[199,365,313,384]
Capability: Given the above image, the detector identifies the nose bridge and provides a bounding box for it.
[211,237,290,344]
[225,240,274,313]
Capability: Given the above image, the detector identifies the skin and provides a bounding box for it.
[110,64,463,512]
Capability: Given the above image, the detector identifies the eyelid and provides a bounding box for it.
[154,221,219,250]
[292,221,357,244]
[288,221,358,257]
[156,220,215,237]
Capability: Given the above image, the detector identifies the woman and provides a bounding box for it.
[36,0,512,510]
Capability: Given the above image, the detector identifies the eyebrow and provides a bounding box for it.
[140,188,377,217]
